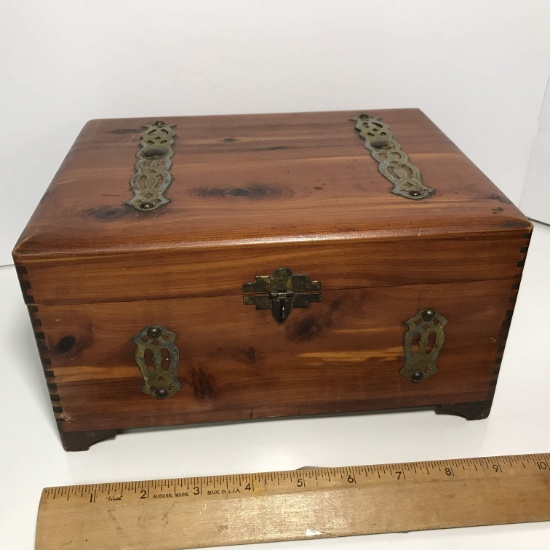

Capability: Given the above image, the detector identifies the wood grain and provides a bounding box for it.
[38,278,515,434]
[35,453,550,549]
[17,234,529,304]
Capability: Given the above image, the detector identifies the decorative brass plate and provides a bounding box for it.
[127,121,176,211]
[401,308,447,382]
[243,267,321,323]
[352,114,434,200]
[131,325,182,399]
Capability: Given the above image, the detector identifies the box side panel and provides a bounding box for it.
[30,276,522,435]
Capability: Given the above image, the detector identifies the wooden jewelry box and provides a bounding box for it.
[13,109,532,451]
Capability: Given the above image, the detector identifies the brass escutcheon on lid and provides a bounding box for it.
[127,121,176,212]
[352,114,434,200]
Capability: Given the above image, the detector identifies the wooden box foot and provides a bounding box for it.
[59,429,118,451]
[437,400,493,420]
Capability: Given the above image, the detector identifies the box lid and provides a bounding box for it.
[13,109,531,304]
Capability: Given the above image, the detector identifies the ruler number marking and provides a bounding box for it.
[40,452,550,535]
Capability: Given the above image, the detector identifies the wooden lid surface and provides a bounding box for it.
[14,109,530,260]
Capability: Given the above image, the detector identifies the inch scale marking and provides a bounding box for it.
[36,453,550,549]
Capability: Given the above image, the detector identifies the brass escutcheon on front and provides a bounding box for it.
[131,325,182,399]
[401,308,448,382]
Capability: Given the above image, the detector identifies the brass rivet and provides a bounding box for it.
[411,371,424,382]
[147,327,161,338]
[155,388,168,399]
[371,139,392,149]
[409,190,422,197]
[141,202,154,210]
[422,309,436,321]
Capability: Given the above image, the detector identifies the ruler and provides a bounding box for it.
[36,452,550,549]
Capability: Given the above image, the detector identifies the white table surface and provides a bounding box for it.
[1,222,549,550]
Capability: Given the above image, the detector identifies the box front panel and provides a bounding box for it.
[33,278,515,433]
[19,233,530,305]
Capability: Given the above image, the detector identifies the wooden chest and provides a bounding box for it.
[13,110,532,451]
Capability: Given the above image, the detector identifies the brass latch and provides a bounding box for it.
[243,267,321,323]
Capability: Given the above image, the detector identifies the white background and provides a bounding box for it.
[521,76,550,224]
[1,2,550,549]
[2,0,550,265]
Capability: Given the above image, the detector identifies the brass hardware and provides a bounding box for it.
[352,114,434,200]
[127,121,176,212]
[243,267,321,323]
[131,325,182,399]
[401,308,447,382]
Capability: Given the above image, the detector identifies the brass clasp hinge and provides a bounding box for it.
[243,267,322,323]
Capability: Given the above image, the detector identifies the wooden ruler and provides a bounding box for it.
[36,453,550,549]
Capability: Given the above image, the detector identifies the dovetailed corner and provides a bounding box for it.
[14,263,64,419]
[491,234,531,400]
